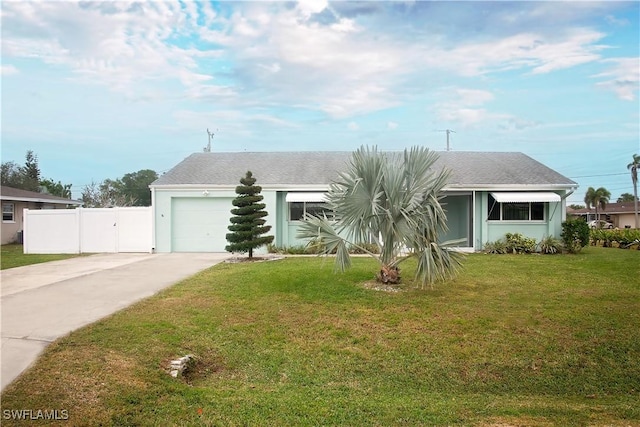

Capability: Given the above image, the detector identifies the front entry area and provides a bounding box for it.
[440,193,473,249]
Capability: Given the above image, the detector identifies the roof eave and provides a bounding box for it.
[445,183,577,191]
[151,183,577,192]
[150,183,332,191]
[1,195,83,205]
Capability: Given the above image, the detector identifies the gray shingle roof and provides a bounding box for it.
[151,151,576,188]
[1,185,83,205]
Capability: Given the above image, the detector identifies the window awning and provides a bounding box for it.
[490,192,561,203]
[285,192,327,203]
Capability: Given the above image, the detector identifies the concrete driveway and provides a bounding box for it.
[1,252,230,392]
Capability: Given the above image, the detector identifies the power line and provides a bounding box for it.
[568,172,628,179]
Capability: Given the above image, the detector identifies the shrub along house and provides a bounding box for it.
[150,151,577,253]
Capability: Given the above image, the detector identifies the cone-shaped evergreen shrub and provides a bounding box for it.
[225,171,274,258]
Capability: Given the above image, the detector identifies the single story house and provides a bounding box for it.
[150,151,577,253]
[569,202,639,229]
[1,186,83,244]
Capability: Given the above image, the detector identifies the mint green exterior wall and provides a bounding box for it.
[153,188,277,253]
[275,192,313,248]
[474,191,565,250]
[153,188,567,252]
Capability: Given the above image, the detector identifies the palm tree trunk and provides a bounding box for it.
[378,264,400,284]
[634,184,638,229]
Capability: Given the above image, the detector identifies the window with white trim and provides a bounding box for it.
[289,202,332,221]
[488,194,544,221]
[2,203,15,222]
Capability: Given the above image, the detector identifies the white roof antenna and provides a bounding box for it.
[204,128,217,152]
[436,129,456,151]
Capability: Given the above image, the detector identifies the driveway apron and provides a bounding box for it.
[1,252,229,392]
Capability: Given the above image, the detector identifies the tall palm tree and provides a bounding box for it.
[583,186,611,225]
[297,145,464,288]
[628,153,639,229]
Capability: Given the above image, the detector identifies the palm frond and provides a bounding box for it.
[296,213,353,272]
[298,144,463,287]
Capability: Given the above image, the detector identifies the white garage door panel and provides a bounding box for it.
[172,198,232,252]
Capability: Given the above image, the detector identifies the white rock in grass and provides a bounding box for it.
[168,354,194,378]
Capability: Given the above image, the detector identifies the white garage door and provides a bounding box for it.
[171,197,233,252]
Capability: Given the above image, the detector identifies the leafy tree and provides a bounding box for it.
[628,153,639,229]
[80,169,157,207]
[225,171,274,258]
[81,180,136,208]
[1,151,73,198]
[40,178,72,198]
[617,193,635,203]
[297,145,463,288]
[0,151,41,191]
[583,186,611,224]
[119,169,158,206]
[569,204,585,210]
[0,161,23,188]
[22,150,41,192]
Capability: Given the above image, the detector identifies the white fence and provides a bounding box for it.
[23,207,153,254]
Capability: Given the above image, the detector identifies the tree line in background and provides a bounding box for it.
[80,169,158,207]
[0,150,157,207]
[0,150,72,197]
[573,154,639,230]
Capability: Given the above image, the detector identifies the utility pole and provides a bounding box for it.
[437,129,455,151]
[204,128,217,152]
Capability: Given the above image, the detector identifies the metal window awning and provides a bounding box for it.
[285,192,327,203]
[490,192,561,203]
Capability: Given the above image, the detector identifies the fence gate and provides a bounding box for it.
[23,207,152,254]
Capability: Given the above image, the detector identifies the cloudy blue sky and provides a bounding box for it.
[1,0,639,203]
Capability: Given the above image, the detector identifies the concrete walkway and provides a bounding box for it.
[0,252,230,392]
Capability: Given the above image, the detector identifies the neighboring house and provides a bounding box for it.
[150,151,577,253]
[1,186,83,245]
[568,202,639,229]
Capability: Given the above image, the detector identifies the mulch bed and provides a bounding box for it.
[225,255,285,263]
[361,280,406,293]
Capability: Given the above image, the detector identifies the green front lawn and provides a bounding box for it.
[0,244,82,270]
[1,247,639,426]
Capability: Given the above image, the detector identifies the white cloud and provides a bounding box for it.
[426,29,607,77]
[296,0,329,20]
[1,1,220,96]
[434,87,537,131]
[330,18,359,33]
[0,1,626,120]
[593,57,640,101]
[604,14,629,26]
[258,63,281,74]
[1,64,19,76]
[387,121,398,130]
[213,5,610,117]
[438,107,509,128]
[455,89,494,106]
